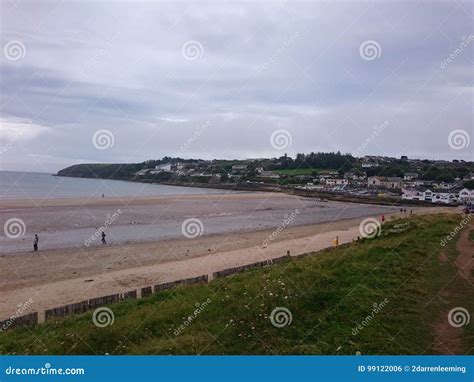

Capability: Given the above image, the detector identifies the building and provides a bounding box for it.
[135,169,150,176]
[403,172,418,181]
[155,163,173,172]
[368,176,402,189]
[402,187,465,204]
[325,178,349,186]
[401,187,427,201]
[257,171,280,179]
[231,164,248,174]
[459,188,474,203]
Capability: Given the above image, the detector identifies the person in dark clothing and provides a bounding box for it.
[101,231,107,245]
[33,234,39,251]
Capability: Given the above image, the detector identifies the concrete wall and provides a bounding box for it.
[45,294,122,321]
[141,286,153,298]
[88,294,120,309]
[0,312,38,332]
[121,290,137,300]
[154,274,208,293]
[213,255,290,278]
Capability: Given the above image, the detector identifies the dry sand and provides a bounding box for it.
[0,192,453,322]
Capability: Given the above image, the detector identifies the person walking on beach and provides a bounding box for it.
[33,234,39,251]
[101,231,107,245]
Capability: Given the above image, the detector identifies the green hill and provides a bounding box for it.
[1,214,472,355]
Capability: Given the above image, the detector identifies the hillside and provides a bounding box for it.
[1,214,472,355]
[56,163,142,180]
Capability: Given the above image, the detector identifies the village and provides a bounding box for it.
[131,154,474,206]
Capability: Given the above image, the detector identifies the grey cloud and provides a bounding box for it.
[0,0,472,172]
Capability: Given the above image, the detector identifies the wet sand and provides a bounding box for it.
[0,192,398,254]
[0,192,448,321]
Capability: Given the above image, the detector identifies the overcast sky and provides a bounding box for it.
[0,0,473,173]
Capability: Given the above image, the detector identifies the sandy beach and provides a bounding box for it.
[0,192,450,321]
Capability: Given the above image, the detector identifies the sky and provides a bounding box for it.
[0,0,473,173]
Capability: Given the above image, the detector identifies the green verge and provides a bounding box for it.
[0,214,472,355]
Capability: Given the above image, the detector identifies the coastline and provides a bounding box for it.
[0,214,407,321]
[53,173,438,207]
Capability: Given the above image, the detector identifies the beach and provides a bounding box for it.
[0,191,449,321]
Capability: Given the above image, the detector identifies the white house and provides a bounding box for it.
[401,188,427,201]
[403,172,418,181]
[402,188,459,204]
[325,178,348,186]
[257,171,280,179]
[155,163,172,172]
[135,169,150,176]
[458,188,474,203]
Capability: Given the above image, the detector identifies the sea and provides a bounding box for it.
[0,171,229,199]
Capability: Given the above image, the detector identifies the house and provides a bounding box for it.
[432,182,454,190]
[362,162,378,168]
[402,187,459,204]
[368,176,402,189]
[431,191,458,204]
[345,171,366,181]
[155,163,173,172]
[325,178,348,186]
[257,171,280,179]
[135,169,150,176]
[231,164,248,174]
[463,173,474,181]
[403,172,418,181]
[459,188,474,203]
[402,187,427,201]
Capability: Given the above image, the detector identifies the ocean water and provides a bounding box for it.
[0,171,230,199]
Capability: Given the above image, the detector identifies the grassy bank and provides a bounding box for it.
[0,214,472,355]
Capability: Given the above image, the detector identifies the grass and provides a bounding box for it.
[0,214,472,355]
[469,229,474,242]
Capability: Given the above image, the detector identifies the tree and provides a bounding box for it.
[463,180,474,189]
